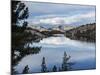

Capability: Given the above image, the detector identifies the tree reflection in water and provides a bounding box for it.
[39,51,74,73]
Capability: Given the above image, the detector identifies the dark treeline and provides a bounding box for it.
[11,1,42,74]
[40,30,64,36]
[21,52,74,74]
[65,23,96,42]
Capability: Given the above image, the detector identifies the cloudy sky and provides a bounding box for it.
[23,1,96,26]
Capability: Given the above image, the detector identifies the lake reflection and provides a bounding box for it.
[15,35,96,73]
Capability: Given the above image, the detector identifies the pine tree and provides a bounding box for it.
[41,57,47,72]
[12,1,29,72]
[62,51,71,71]
[22,65,29,74]
[12,68,18,74]
[12,1,29,25]
[52,65,57,72]
[12,1,29,32]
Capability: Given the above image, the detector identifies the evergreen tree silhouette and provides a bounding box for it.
[12,1,29,25]
[52,65,57,72]
[22,65,29,74]
[12,68,18,74]
[41,57,47,72]
[12,1,29,73]
[62,51,71,71]
[12,1,29,32]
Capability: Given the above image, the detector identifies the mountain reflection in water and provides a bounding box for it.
[15,34,96,73]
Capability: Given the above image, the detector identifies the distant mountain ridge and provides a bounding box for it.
[65,23,96,42]
[29,24,75,31]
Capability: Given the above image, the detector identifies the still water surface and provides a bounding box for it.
[15,34,96,73]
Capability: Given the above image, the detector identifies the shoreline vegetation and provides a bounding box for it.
[15,52,73,74]
[25,23,96,42]
[11,1,43,74]
[65,23,96,42]
[12,19,96,74]
[12,1,96,74]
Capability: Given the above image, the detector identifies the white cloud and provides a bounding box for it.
[72,11,95,19]
[39,17,66,25]
[40,36,70,45]
[23,1,95,26]
[30,11,95,26]
[39,36,95,50]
